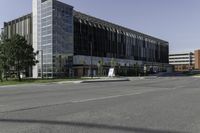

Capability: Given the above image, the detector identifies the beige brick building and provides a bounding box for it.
[169,49,200,72]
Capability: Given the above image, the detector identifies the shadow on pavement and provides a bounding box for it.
[0,118,187,133]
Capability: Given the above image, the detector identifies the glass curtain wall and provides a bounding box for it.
[34,0,74,78]
[74,16,169,63]
[38,0,53,78]
[52,1,73,77]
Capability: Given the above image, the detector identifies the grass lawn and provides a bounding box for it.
[0,78,95,86]
[192,74,200,77]
[182,72,200,77]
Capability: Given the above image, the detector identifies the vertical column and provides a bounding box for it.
[32,0,40,78]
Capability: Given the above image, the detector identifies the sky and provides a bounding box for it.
[0,0,200,54]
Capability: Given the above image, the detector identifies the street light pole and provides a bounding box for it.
[39,50,43,79]
[90,41,93,78]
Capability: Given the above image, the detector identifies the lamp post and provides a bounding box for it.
[90,41,93,78]
[88,27,94,78]
[39,50,43,79]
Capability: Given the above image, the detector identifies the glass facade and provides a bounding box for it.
[52,0,73,77]
[33,0,73,78]
[74,12,169,64]
[39,0,53,78]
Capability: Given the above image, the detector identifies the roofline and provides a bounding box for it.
[54,0,74,9]
[74,10,168,44]
[4,13,32,25]
[2,1,169,45]
[169,52,194,56]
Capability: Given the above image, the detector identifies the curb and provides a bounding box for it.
[57,81,83,84]
[80,78,130,83]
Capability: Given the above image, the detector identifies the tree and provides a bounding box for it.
[110,58,117,68]
[0,32,10,82]
[97,58,104,76]
[134,63,140,76]
[9,35,38,81]
[0,41,3,82]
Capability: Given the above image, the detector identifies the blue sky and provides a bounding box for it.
[0,0,200,53]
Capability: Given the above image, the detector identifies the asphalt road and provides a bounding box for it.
[0,77,200,133]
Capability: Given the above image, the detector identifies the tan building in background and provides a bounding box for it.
[169,49,200,72]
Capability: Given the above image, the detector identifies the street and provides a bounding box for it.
[0,77,200,133]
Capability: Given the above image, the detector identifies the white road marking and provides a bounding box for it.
[71,92,142,103]
[71,86,186,104]
[172,86,185,90]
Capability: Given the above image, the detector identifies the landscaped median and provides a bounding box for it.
[0,77,130,86]
[192,74,200,78]
[58,77,130,84]
[0,78,94,86]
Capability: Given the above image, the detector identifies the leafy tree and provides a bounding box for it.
[9,35,38,81]
[0,32,10,81]
[0,68,2,82]
[97,58,104,76]
[0,41,3,82]
[134,63,140,76]
[110,58,117,68]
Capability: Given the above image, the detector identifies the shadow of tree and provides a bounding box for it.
[0,118,187,133]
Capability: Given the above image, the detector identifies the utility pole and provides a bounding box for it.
[90,41,93,78]
[39,50,43,79]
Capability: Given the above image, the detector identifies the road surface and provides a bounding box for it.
[0,77,200,133]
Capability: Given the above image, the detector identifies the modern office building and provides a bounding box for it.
[3,14,33,77]
[169,50,200,72]
[3,0,169,78]
[3,14,32,46]
[169,52,194,72]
